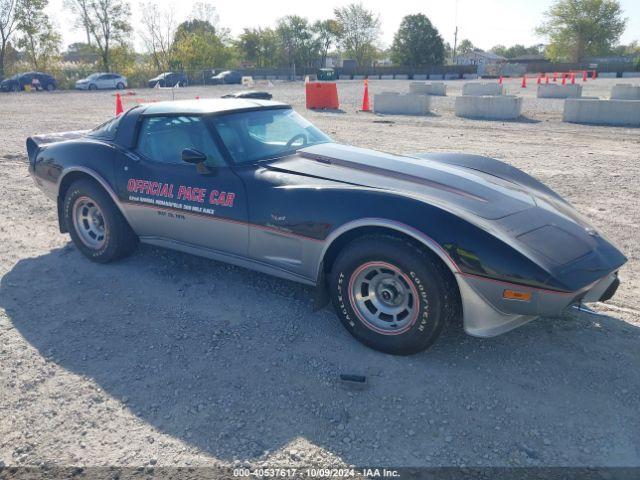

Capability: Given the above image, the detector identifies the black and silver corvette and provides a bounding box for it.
[27,99,626,355]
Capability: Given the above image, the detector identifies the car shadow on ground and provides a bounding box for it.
[2,243,640,466]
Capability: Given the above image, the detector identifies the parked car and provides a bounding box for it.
[210,70,242,85]
[221,90,272,100]
[148,72,188,88]
[0,72,57,92]
[75,73,127,90]
[26,99,626,355]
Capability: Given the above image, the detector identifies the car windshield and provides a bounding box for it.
[87,73,100,80]
[211,108,331,165]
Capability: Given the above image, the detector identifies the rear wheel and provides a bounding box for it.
[64,179,138,263]
[89,84,97,90]
[46,83,55,91]
[330,235,458,355]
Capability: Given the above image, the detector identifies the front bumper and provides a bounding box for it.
[75,83,90,90]
[458,271,620,337]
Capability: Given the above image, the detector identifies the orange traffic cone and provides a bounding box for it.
[582,70,587,82]
[536,75,542,85]
[545,75,550,84]
[562,74,566,85]
[570,72,576,84]
[115,93,123,116]
[521,75,527,88]
[361,79,371,112]
[553,72,558,82]
[592,70,597,79]
[498,76,503,85]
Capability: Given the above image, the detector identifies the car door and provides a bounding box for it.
[20,74,33,90]
[97,74,112,89]
[115,115,249,256]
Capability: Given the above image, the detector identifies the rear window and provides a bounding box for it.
[87,116,121,140]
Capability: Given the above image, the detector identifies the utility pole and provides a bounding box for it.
[452,0,459,64]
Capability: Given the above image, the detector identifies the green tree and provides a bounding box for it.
[139,2,176,71]
[443,41,452,63]
[490,43,544,58]
[172,19,233,71]
[610,40,640,56]
[456,38,476,55]
[536,0,627,62]
[66,0,132,71]
[237,27,279,68]
[15,0,61,70]
[64,0,93,46]
[0,0,18,78]
[276,15,320,68]
[174,19,216,45]
[313,19,342,67]
[334,3,380,67]
[390,13,444,66]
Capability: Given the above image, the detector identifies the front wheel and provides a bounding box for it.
[64,179,138,263]
[116,82,125,90]
[330,235,458,355]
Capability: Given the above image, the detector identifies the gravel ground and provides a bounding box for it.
[1,78,639,469]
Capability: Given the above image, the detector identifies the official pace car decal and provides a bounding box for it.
[126,178,235,217]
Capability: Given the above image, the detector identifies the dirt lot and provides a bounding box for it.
[1,78,639,469]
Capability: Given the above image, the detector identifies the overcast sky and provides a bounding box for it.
[47,0,640,51]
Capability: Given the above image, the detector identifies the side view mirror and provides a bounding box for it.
[182,148,206,164]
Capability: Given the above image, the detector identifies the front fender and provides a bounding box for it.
[411,152,564,201]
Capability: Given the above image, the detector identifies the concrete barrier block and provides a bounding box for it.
[537,83,582,98]
[395,74,409,80]
[338,74,351,80]
[463,73,479,80]
[598,72,618,78]
[413,74,427,80]
[409,82,446,96]
[455,95,522,120]
[381,75,394,80]
[462,82,504,96]
[622,72,640,78]
[611,84,640,100]
[429,74,444,80]
[353,75,365,80]
[563,99,640,126]
[445,73,460,80]
[266,75,278,80]
[374,92,431,115]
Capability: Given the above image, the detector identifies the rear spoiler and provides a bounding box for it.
[26,130,89,165]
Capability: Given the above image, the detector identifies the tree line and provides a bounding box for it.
[0,0,637,80]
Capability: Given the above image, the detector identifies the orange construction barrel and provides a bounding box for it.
[306,82,339,110]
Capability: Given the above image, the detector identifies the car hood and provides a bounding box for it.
[270,143,539,221]
[266,143,627,284]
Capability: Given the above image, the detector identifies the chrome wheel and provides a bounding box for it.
[72,196,106,249]
[348,261,419,335]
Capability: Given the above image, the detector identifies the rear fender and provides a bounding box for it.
[56,167,131,234]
